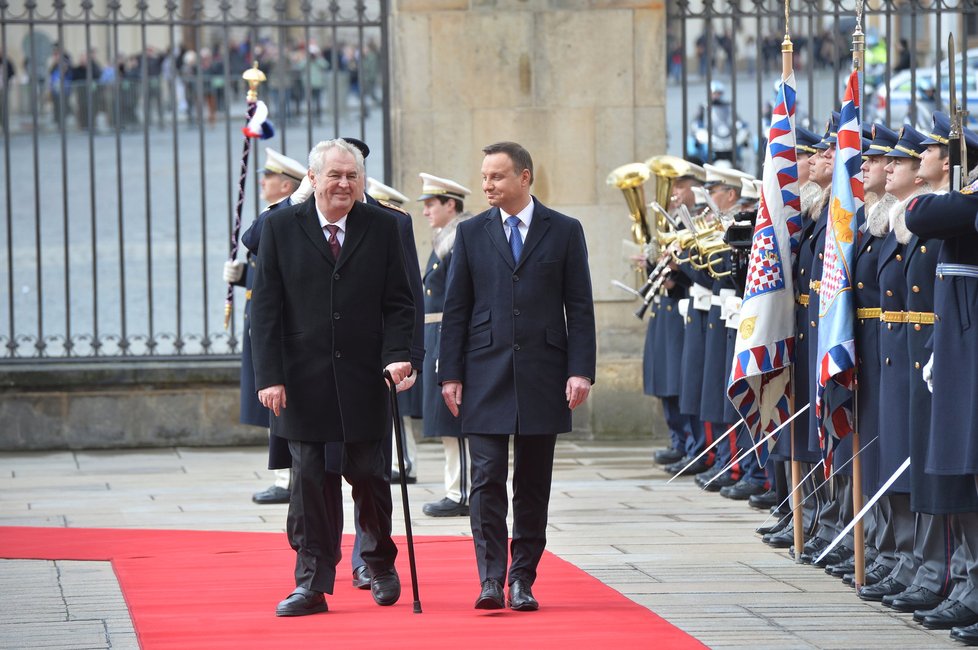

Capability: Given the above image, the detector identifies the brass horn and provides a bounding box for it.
[607,162,653,247]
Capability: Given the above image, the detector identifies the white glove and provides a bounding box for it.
[290,174,313,204]
[922,353,934,394]
[223,260,245,284]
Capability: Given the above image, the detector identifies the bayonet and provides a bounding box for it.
[949,34,962,191]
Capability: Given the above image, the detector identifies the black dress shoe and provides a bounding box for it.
[422,497,469,517]
[920,600,978,630]
[275,588,327,616]
[390,471,417,484]
[844,562,891,587]
[950,621,978,645]
[508,579,539,611]
[764,527,797,549]
[811,545,853,568]
[475,578,505,610]
[654,447,684,465]
[700,470,738,492]
[720,480,767,501]
[748,488,778,510]
[858,576,907,602]
[885,585,943,612]
[665,456,710,476]
[798,536,832,564]
[914,597,955,623]
[826,557,855,577]
[370,569,401,606]
[352,565,371,590]
[252,485,290,504]
[756,514,791,537]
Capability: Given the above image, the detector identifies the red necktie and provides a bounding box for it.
[325,224,341,260]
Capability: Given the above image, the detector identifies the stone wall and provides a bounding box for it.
[390,0,668,441]
[0,361,266,450]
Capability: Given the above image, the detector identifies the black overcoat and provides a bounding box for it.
[806,209,828,456]
[876,231,911,494]
[422,248,462,439]
[853,230,883,492]
[438,198,596,435]
[250,198,415,443]
[906,190,978,475]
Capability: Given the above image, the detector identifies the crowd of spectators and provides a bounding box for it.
[0,36,383,132]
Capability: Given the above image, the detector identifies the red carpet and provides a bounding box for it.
[0,527,702,649]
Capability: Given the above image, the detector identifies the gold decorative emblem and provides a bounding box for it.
[739,316,757,340]
[830,197,854,244]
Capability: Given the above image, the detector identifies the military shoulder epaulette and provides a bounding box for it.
[961,178,978,195]
[377,199,409,215]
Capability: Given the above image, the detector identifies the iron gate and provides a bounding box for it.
[0,0,390,360]
[665,0,977,177]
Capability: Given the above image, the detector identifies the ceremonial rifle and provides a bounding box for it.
[948,34,969,192]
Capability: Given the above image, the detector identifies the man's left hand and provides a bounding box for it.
[385,361,413,390]
[566,376,592,410]
[393,369,417,393]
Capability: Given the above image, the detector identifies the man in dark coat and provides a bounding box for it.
[439,141,596,611]
[250,139,415,616]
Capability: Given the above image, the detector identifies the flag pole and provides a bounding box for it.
[224,62,267,330]
[849,2,867,588]
[780,0,804,564]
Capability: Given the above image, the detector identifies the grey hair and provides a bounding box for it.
[308,139,365,177]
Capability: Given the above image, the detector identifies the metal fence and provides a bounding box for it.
[665,0,977,177]
[0,0,390,360]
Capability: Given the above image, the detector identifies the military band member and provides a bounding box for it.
[694,164,752,491]
[416,173,474,518]
[650,163,704,467]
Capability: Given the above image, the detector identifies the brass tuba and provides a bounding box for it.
[606,162,653,248]
[645,155,694,245]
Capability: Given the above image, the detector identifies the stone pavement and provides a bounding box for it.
[0,439,963,649]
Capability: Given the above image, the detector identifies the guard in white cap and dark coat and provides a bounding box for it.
[225,147,306,505]
[416,172,474,517]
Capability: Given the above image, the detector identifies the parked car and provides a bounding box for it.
[866,48,978,129]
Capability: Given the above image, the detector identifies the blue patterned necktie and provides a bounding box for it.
[506,215,523,263]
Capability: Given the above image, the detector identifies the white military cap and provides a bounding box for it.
[367,177,410,206]
[740,176,759,200]
[261,148,306,183]
[417,172,471,202]
[704,163,751,189]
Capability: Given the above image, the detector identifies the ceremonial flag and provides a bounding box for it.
[815,69,863,477]
[727,72,803,466]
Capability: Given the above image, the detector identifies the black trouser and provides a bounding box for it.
[468,433,557,586]
[287,438,396,594]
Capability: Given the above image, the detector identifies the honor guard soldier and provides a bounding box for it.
[904,117,978,636]
[368,176,424,483]
[859,124,933,602]
[226,147,306,504]
[415,173,474,518]
[839,123,900,586]
[762,126,825,545]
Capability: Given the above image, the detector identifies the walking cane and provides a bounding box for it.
[384,370,423,613]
